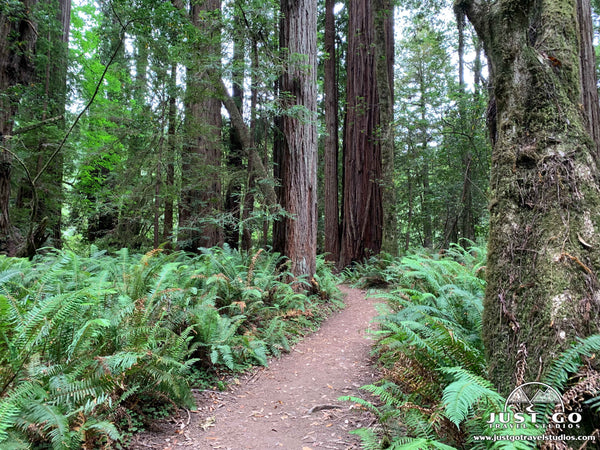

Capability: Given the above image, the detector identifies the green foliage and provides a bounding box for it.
[0,247,340,448]
[342,246,544,449]
[344,245,600,448]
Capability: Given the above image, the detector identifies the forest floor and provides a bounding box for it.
[130,285,380,450]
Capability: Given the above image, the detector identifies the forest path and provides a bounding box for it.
[131,285,380,450]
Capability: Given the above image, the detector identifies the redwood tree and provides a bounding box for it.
[0,0,38,254]
[373,0,396,255]
[458,0,600,393]
[179,0,223,252]
[339,0,383,267]
[275,0,318,278]
[323,0,340,262]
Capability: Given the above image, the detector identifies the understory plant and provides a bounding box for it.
[343,244,600,449]
[0,246,341,449]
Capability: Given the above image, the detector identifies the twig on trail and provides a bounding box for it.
[247,367,263,383]
[307,404,341,414]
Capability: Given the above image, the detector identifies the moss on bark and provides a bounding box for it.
[462,0,600,394]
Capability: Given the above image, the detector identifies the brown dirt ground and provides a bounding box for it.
[129,285,380,450]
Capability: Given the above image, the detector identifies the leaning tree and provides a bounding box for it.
[458,0,600,393]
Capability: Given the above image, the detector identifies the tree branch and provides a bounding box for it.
[455,0,488,39]
[217,80,279,208]
[11,115,64,136]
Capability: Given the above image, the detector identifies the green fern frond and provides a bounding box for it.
[544,335,600,389]
[389,437,458,450]
[440,367,503,427]
[349,427,382,450]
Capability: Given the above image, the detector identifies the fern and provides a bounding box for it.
[388,437,458,450]
[543,335,600,389]
[0,246,340,448]
[440,367,503,427]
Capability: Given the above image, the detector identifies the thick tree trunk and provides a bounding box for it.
[276,0,318,278]
[339,0,383,267]
[0,0,38,253]
[179,0,223,252]
[323,0,340,262]
[373,0,396,255]
[34,0,71,250]
[460,0,600,393]
[224,17,245,249]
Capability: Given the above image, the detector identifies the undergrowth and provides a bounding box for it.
[0,246,341,449]
[342,244,600,449]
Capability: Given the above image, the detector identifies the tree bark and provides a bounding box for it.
[179,0,223,252]
[373,0,396,255]
[276,0,319,278]
[323,0,340,262]
[577,0,600,153]
[163,64,177,248]
[339,0,383,267]
[0,0,38,253]
[459,0,600,394]
[224,13,245,249]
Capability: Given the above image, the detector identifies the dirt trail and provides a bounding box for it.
[131,285,379,450]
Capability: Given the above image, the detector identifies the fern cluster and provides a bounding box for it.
[344,244,600,449]
[0,246,341,449]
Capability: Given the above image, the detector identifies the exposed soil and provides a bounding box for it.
[130,285,380,450]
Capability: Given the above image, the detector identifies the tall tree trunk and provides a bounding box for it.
[339,0,383,267]
[0,0,38,254]
[460,0,600,394]
[456,7,475,243]
[224,13,245,249]
[179,0,223,252]
[163,64,177,248]
[373,0,396,255]
[577,0,600,153]
[323,0,340,262]
[419,82,433,248]
[240,38,260,252]
[276,0,318,278]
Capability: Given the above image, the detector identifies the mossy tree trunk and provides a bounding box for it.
[459,0,600,393]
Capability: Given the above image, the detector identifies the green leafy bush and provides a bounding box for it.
[0,246,341,449]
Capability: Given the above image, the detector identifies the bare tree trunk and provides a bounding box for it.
[0,0,38,254]
[577,0,600,153]
[339,0,383,267]
[241,39,260,252]
[276,0,318,278]
[373,0,396,255]
[460,0,600,394]
[323,0,340,262]
[179,0,223,252]
[163,64,177,248]
[224,13,245,249]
